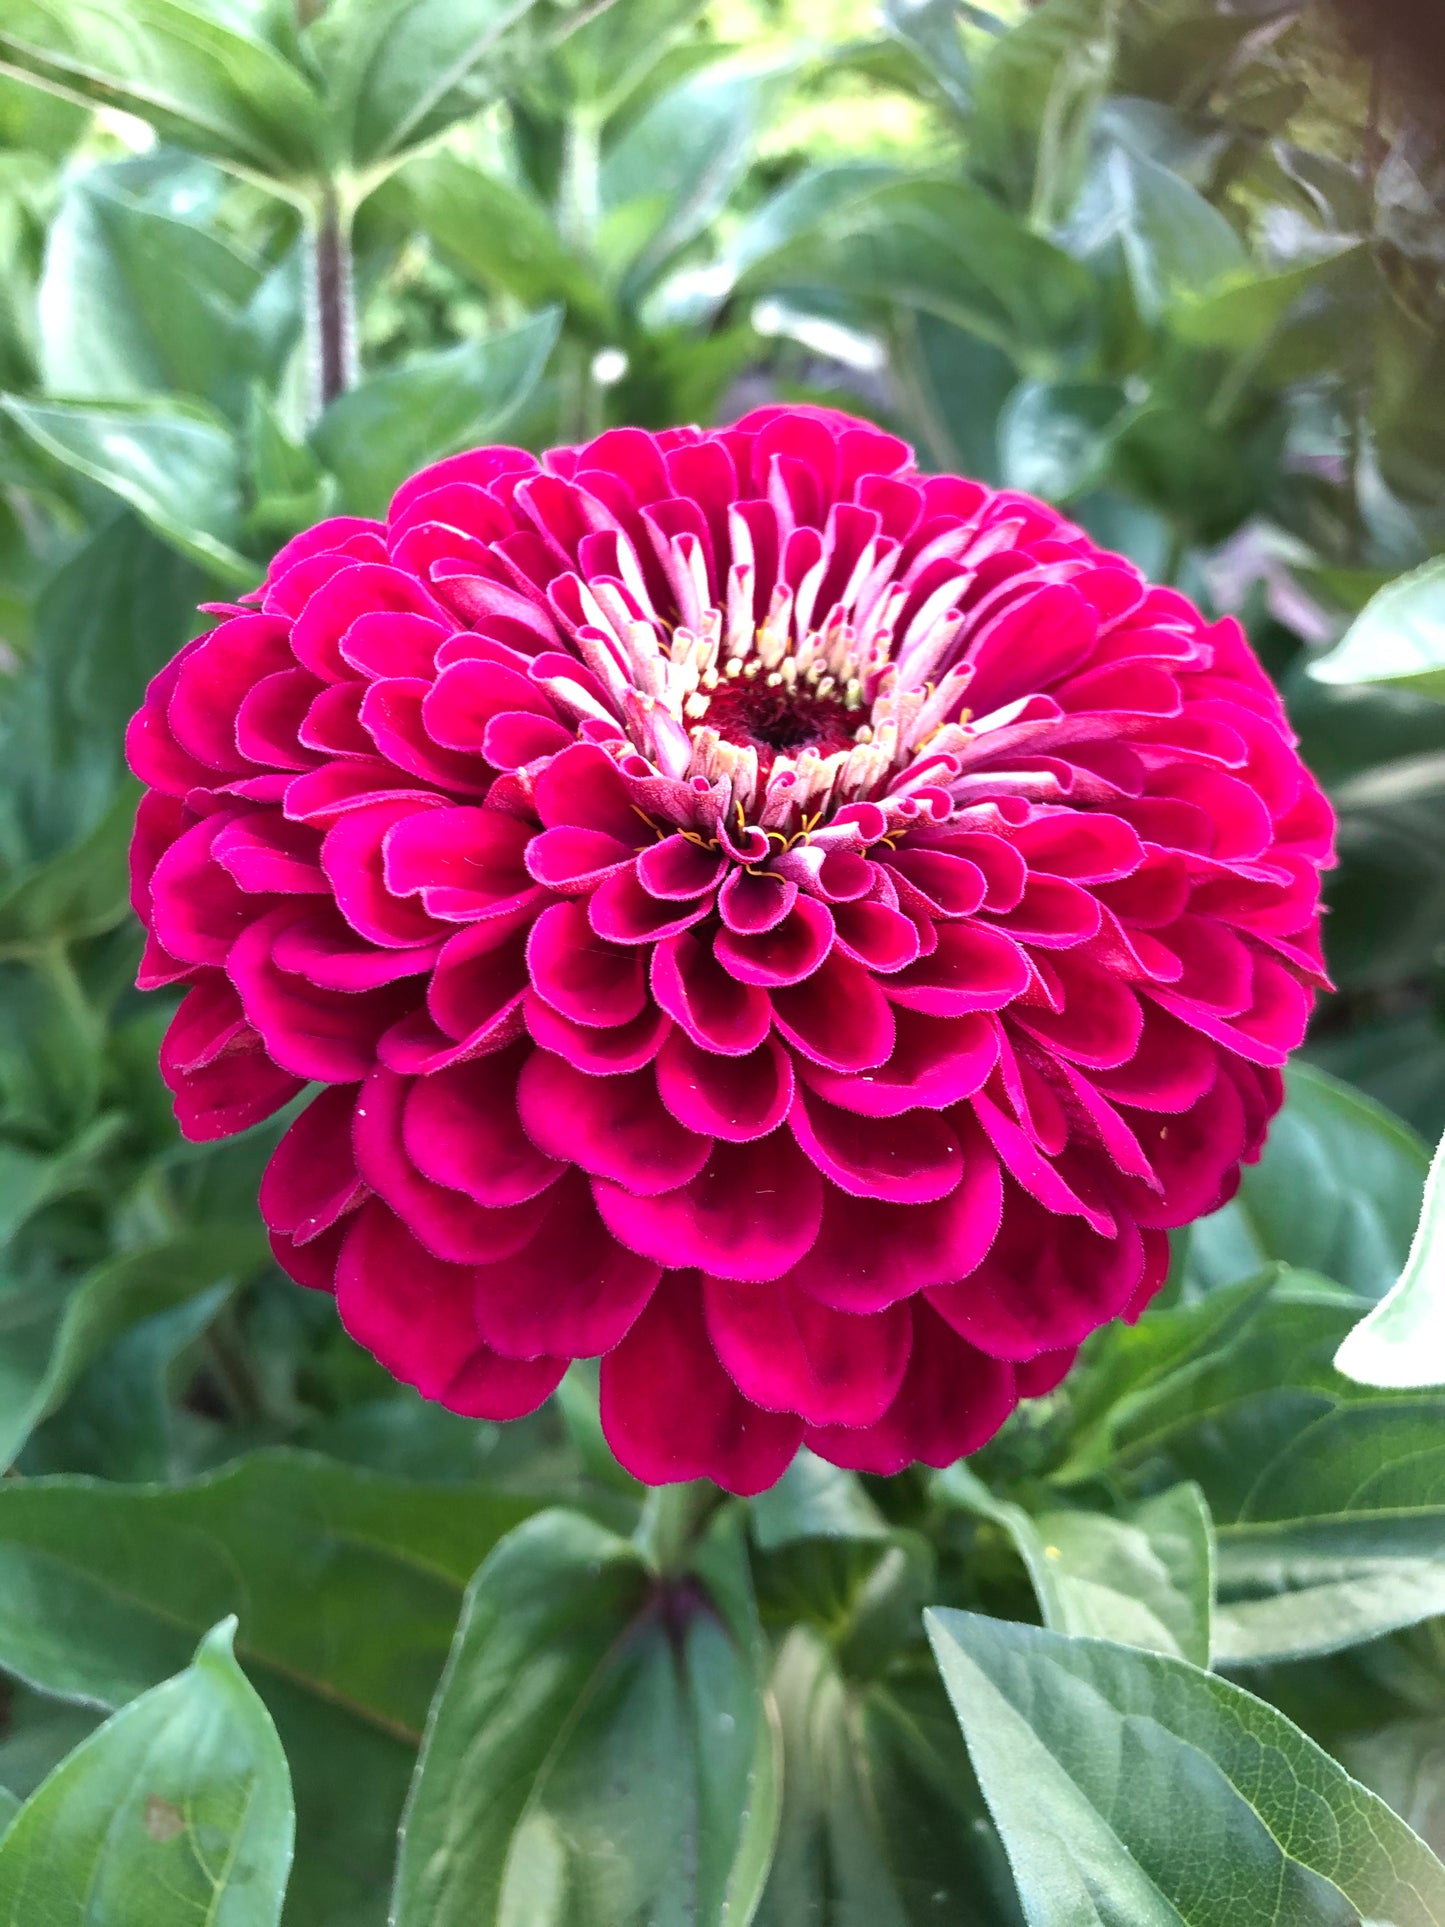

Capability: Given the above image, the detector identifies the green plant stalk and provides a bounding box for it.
[635,1479,721,1575]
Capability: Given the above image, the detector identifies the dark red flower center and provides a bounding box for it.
[691,675,861,772]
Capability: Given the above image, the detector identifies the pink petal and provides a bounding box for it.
[471,1169,660,1359]
[336,1201,565,1417]
[652,930,772,1055]
[797,1008,998,1117]
[789,1087,963,1203]
[600,1274,803,1493]
[704,1274,910,1427]
[402,1042,564,1206]
[527,899,647,1027]
[593,1130,823,1280]
[655,1030,793,1140]
[516,1051,712,1196]
[259,1083,366,1242]
[805,1302,1016,1474]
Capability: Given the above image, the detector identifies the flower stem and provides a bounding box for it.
[634,1479,721,1575]
[307,183,357,417]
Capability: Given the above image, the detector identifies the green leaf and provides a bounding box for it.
[750,1449,888,1551]
[755,1626,1022,1927]
[927,1608,1445,1925]
[1187,1063,1431,1299]
[0,514,203,879]
[0,1454,542,1926]
[0,1619,293,1926]
[1,396,250,583]
[1215,1401,1445,1666]
[1342,1720,1445,1862]
[0,790,140,953]
[309,0,562,169]
[0,1229,265,1474]
[312,308,559,519]
[1068,141,1246,323]
[1310,557,1445,705]
[938,1468,1214,1666]
[739,175,1096,367]
[38,173,296,418]
[392,1505,779,1926]
[0,0,324,182]
[601,63,776,300]
[970,0,1115,227]
[996,379,1137,501]
[543,0,708,115]
[1075,1274,1373,1521]
[1335,1130,1445,1388]
[404,155,611,330]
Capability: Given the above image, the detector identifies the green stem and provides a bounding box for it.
[634,1480,721,1576]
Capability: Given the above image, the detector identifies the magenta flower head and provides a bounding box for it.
[128,407,1332,1493]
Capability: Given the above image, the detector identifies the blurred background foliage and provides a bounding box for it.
[1,1,1445,1920]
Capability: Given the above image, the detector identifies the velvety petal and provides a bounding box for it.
[353,1065,547,1264]
[714,896,834,986]
[516,1051,712,1195]
[593,1129,824,1280]
[704,1274,910,1426]
[402,1041,564,1205]
[929,1192,1145,1360]
[798,1008,998,1117]
[336,1201,565,1417]
[805,1302,1016,1474]
[523,993,671,1073]
[651,930,772,1056]
[771,949,895,1072]
[528,899,647,1027]
[655,1030,793,1140]
[600,1274,803,1492]
[784,1126,1003,1310]
[790,1086,963,1203]
[259,1083,366,1242]
[885,922,1031,1016]
[471,1169,660,1359]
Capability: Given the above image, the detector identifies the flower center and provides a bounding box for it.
[694,675,861,772]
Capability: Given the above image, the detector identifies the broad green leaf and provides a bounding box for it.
[750,1450,888,1551]
[0,1454,541,1926]
[1066,141,1246,323]
[970,0,1115,227]
[1308,1010,1445,1145]
[879,0,977,118]
[1,396,250,583]
[0,1619,293,1925]
[739,175,1096,367]
[1187,1063,1430,1299]
[1310,557,1445,704]
[601,63,779,301]
[1215,1401,1445,1665]
[0,947,102,1136]
[1342,1720,1445,1862]
[0,514,203,878]
[0,789,139,954]
[725,159,896,286]
[312,308,559,519]
[308,0,563,169]
[1336,1130,1445,1387]
[0,1113,126,1250]
[927,1608,1445,1925]
[38,174,296,418]
[0,1229,265,1473]
[0,1689,99,1810]
[0,0,324,182]
[405,155,611,330]
[938,1467,1213,1666]
[392,1506,778,1927]
[755,1626,1022,1927]
[543,0,707,115]
[996,379,1136,501]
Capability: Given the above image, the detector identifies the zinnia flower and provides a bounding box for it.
[128,406,1332,1493]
